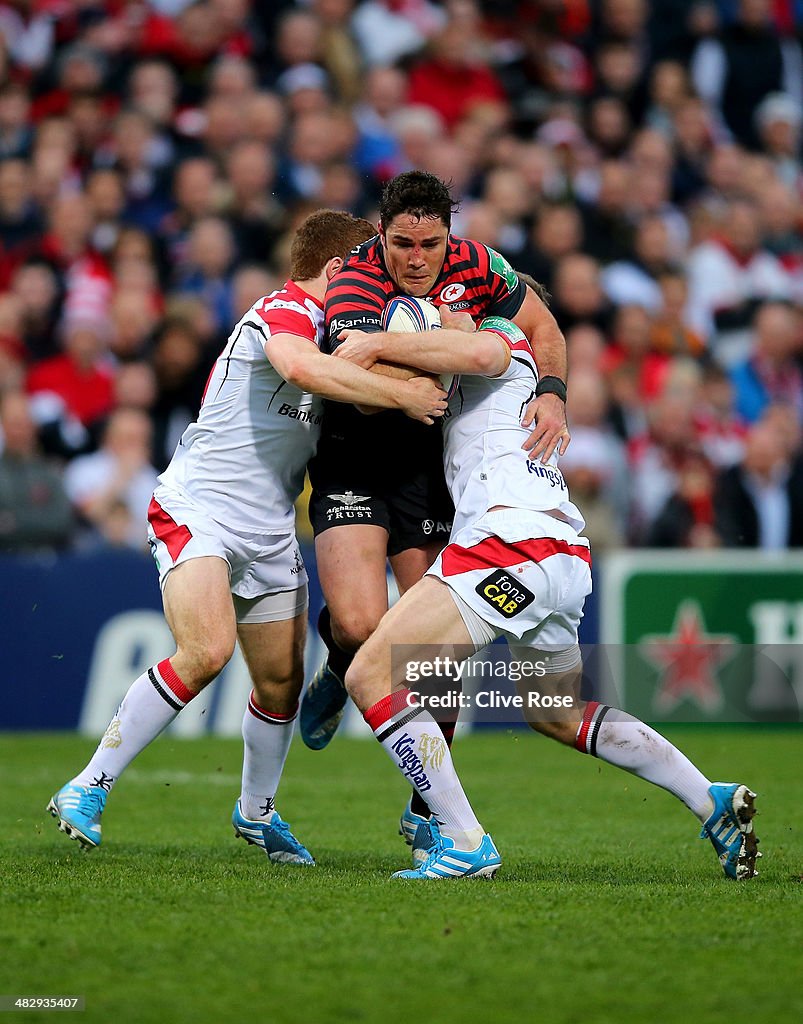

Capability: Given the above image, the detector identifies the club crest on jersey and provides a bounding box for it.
[440,283,466,303]
[475,569,535,618]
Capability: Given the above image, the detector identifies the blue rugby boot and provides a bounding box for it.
[393,821,501,879]
[232,800,315,865]
[700,783,760,880]
[299,660,348,750]
[47,784,107,850]
[399,797,437,867]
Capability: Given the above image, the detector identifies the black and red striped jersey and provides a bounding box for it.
[323,234,526,352]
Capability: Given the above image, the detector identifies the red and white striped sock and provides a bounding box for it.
[71,659,195,791]
[364,689,483,850]
[239,691,297,820]
[575,702,714,821]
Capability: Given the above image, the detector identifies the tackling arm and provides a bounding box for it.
[265,333,446,424]
[334,326,511,378]
[511,285,570,462]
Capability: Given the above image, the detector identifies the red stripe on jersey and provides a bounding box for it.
[440,535,591,577]
[157,658,195,705]
[147,497,192,561]
[258,307,317,342]
[575,700,600,753]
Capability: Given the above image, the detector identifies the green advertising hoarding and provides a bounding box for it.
[600,552,803,723]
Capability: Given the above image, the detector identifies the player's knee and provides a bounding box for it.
[180,637,235,683]
[343,652,374,712]
[331,611,379,654]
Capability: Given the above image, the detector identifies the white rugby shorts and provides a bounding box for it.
[147,485,308,623]
[426,508,592,648]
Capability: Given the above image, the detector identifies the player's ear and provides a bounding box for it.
[325,256,343,280]
[377,219,384,240]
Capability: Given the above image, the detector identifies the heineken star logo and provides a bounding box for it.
[639,601,737,713]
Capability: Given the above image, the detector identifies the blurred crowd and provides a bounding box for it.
[0,0,801,556]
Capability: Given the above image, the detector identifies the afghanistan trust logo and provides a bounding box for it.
[639,601,737,713]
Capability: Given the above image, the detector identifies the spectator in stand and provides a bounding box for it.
[627,387,704,542]
[0,390,74,553]
[691,0,802,150]
[686,197,793,366]
[0,81,33,160]
[603,302,671,399]
[649,270,707,361]
[406,16,506,131]
[730,302,803,424]
[352,66,407,181]
[64,406,159,551]
[602,214,676,313]
[10,259,62,364]
[26,309,114,456]
[754,92,802,191]
[670,95,717,204]
[578,158,634,265]
[694,363,748,469]
[644,59,692,138]
[758,180,803,300]
[713,412,803,548]
[158,156,221,273]
[174,215,236,335]
[222,139,284,266]
[519,202,584,294]
[149,314,209,470]
[351,0,445,68]
[551,252,614,335]
[0,157,44,280]
[647,450,720,548]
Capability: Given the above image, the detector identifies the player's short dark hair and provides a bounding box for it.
[290,210,376,280]
[379,171,458,230]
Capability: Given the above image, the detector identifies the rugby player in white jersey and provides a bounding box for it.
[47,211,447,863]
[332,301,760,881]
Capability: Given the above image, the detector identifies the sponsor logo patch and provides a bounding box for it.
[391,732,432,792]
[325,491,373,522]
[101,719,122,749]
[277,402,321,425]
[475,569,535,618]
[418,733,447,769]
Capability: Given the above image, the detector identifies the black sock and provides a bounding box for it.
[317,605,354,684]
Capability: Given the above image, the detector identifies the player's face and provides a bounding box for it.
[380,214,448,297]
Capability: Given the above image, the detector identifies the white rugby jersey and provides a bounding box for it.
[158,280,324,533]
[442,316,585,535]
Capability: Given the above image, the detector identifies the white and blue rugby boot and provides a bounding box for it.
[47,784,107,850]
[700,783,760,880]
[232,800,315,865]
[299,660,348,750]
[399,798,437,867]
[393,821,501,879]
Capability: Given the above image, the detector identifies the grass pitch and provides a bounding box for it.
[1,728,801,1024]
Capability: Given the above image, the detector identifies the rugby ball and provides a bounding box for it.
[381,296,458,399]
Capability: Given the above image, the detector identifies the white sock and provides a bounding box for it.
[71,659,194,792]
[239,691,297,819]
[575,702,714,821]
[364,690,483,851]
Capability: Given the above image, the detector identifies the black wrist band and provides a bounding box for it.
[535,375,567,402]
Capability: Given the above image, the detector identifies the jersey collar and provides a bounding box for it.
[286,278,324,310]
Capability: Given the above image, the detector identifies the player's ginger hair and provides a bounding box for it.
[290,210,376,281]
